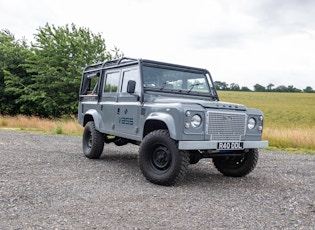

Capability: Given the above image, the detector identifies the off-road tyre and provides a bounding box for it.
[213,149,258,177]
[82,121,104,159]
[139,130,189,186]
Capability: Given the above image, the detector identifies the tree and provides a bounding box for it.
[266,83,274,91]
[229,83,240,91]
[0,30,31,115]
[214,81,229,90]
[287,85,301,92]
[240,86,251,91]
[274,85,287,92]
[21,23,122,117]
[303,86,314,93]
[253,84,266,92]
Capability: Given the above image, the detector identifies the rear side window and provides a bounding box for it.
[104,71,120,93]
[80,72,100,95]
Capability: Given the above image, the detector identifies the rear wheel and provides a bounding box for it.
[82,121,104,159]
[139,130,189,186]
[213,149,258,177]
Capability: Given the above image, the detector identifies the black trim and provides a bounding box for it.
[140,59,207,74]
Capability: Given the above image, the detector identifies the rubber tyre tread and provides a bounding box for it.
[82,121,104,159]
[139,130,189,186]
[213,149,258,177]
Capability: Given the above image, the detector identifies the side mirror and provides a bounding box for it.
[127,80,136,94]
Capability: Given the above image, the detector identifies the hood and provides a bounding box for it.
[153,97,247,111]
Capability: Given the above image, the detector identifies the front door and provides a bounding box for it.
[114,67,141,138]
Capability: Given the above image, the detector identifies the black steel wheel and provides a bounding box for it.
[213,149,258,177]
[139,130,189,186]
[82,121,104,159]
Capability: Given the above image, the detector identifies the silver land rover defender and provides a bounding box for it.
[78,57,268,185]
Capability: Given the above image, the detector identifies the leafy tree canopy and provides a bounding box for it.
[214,81,229,90]
[229,83,240,91]
[303,86,314,93]
[0,30,30,115]
[253,84,266,92]
[2,23,122,117]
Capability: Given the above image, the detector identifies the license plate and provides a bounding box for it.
[217,142,244,150]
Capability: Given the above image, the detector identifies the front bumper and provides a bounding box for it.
[178,140,269,150]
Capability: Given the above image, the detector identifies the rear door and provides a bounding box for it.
[99,70,121,132]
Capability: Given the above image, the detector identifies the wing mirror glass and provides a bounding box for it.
[127,80,136,94]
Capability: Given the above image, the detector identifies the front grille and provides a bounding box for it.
[206,111,246,141]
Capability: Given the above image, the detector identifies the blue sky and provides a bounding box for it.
[1,0,314,90]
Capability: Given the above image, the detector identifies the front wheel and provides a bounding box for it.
[82,121,104,159]
[213,149,258,177]
[139,130,189,186]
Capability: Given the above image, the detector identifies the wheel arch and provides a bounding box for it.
[83,109,102,130]
[143,113,178,139]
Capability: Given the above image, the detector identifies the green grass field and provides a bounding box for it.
[219,91,315,152]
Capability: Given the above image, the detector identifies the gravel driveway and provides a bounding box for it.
[0,130,314,229]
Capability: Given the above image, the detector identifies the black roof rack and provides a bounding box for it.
[83,57,138,75]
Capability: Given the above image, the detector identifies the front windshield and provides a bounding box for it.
[142,66,214,95]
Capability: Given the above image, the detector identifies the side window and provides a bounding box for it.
[121,69,140,93]
[104,71,120,93]
[80,72,100,95]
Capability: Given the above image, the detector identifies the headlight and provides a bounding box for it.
[191,114,202,128]
[248,118,256,129]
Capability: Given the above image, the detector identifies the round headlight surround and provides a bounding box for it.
[191,114,202,128]
[248,118,256,129]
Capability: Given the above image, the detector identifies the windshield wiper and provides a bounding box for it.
[187,83,201,93]
[160,80,175,90]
